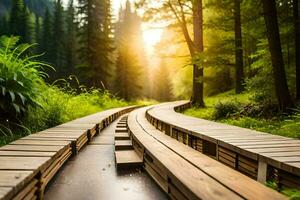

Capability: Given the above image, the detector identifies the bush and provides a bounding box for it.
[0,36,50,136]
[0,36,48,116]
[213,101,241,119]
[24,84,128,133]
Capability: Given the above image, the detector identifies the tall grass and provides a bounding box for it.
[24,84,128,133]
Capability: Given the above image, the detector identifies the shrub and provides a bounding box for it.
[0,36,49,136]
[213,101,241,119]
[0,36,49,116]
[24,84,128,133]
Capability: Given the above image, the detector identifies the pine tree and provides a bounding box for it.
[34,14,41,45]
[52,0,66,78]
[65,0,77,75]
[77,0,114,88]
[9,0,27,42]
[0,15,9,36]
[41,8,53,64]
[114,1,145,100]
[23,8,35,44]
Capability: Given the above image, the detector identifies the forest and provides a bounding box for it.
[0,0,300,198]
[0,0,300,174]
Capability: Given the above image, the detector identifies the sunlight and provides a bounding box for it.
[142,27,163,50]
[112,0,163,50]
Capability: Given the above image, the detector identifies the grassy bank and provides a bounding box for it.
[0,85,130,146]
[184,91,300,139]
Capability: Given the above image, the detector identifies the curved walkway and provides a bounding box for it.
[127,106,286,200]
[146,101,300,189]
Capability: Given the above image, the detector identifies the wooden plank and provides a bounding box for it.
[0,151,55,157]
[115,127,128,133]
[115,140,133,150]
[0,157,50,171]
[144,162,168,193]
[0,171,35,187]
[0,145,65,152]
[115,133,130,140]
[115,150,143,169]
[11,179,37,200]
[11,140,70,146]
[0,187,13,200]
[261,151,300,157]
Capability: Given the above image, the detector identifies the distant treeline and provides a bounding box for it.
[0,0,153,101]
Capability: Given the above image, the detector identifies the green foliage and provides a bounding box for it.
[266,181,300,200]
[0,36,48,118]
[184,91,300,139]
[213,101,241,119]
[77,0,114,88]
[24,84,128,133]
[245,39,275,104]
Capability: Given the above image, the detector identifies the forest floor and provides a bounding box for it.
[184,91,300,139]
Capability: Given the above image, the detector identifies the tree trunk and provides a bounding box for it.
[294,0,300,100]
[261,0,294,111]
[234,0,244,94]
[192,0,204,107]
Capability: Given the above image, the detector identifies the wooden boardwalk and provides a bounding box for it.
[127,106,286,199]
[0,106,135,200]
[45,117,165,200]
[146,101,300,189]
[0,101,298,200]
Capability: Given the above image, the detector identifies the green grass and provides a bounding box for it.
[0,85,131,146]
[184,90,300,139]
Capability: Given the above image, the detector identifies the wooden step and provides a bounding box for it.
[115,127,128,133]
[115,140,133,150]
[117,124,127,128]
[115,150,143,169]
[115,133,130,140]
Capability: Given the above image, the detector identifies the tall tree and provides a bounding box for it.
[142,0,205,105]
[41,8,53,64]
[261,0,294,111]
[65,0,77,75]
[9,0,28,43]
[52,0,65,78]
[77,0,114,88]
[234,0,244,93]
[192,0,205,106]
[294,0,300,100]
[114,1,144,100]
[0,15,9,36]
[34,14,41,45]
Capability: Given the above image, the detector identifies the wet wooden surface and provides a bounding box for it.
[128,107,287,200]
[45,119,167,200]
[0,106,136,200]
